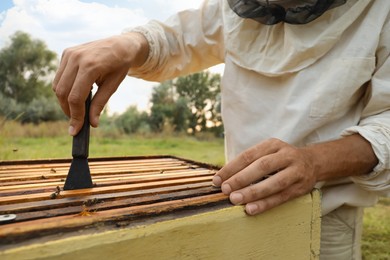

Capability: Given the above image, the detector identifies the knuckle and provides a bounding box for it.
[269,138,290,151]
[63,47,72,54]
[65,48,89,67]
[280,147,299,163]
[71,50,85,65]
[269,137,281,143]
[276,177,289,189]
[257,158,272,173]
[55,88,67,100]
[269,137,283,146]
[61,47,76,61]
[247,185,260,200]
[93,102,106,113]
[241,149,256,164]
[70,116,83,124]
[61,48,70,59]
[67,93,83,106]
[52,79,57,91]
[233,174,246,188]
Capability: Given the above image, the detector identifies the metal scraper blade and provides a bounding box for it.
[64,157,93,190]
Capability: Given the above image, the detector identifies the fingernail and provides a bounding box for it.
[230,192,243,205]
[91,116,99,128]
[212,176,222,187]
[221,183,232,194]
[246,204,258,215]
[68,126,76,136]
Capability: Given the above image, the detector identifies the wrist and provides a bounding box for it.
[119,32,150,68]
[299,145,326,183]
[300,134,378,182]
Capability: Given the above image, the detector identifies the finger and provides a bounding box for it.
[213,139,282,186]
[89,73,126,127]
[68,70,95,136]
[52,49,70,92]
[244,182,306,215]
[220,152,286,194]
[53,62,78,118]
[228,168,296,205]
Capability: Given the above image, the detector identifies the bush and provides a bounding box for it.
[0,92,65,124]
[21,96,65,124]
[114,106,150,135]
[0,93,24,120]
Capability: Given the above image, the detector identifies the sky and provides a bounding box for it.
[0,0,223,114]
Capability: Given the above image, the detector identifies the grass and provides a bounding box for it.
[362,197,390,260]
[0,120,389,258]
[0,134,225,166]
[0,120,225,166]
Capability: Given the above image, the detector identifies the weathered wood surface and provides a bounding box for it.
[0,156,227,245]
[0,156,321,260]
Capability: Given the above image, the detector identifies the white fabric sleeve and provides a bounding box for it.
[342,123,390,197]
[341,20,390,197]
[124,0,224,82]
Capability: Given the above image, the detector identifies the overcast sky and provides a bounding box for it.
[0,0,223,114]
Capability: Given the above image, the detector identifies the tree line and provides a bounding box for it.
[0,31,224,137]
[110,72,223,137]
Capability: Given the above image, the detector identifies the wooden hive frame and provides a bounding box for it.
[0,156,321,259]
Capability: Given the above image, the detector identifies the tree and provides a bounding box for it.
[0,31,57,103]
[149,81,176,132]
[0,31,63,123]
[115,106,150,134]
[171,96,191,132]
[149,71,223,136]
[175,71,221,134]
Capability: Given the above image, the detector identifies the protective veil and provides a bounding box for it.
[227,0,347,24]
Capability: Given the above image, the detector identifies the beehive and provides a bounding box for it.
[0,156,321,259]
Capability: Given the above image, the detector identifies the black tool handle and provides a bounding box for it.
[72,92,91,158]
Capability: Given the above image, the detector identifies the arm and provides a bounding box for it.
[339,18,390,196]
[127,0,224,82]
[53,0,224,135]
[212,134,378,215]
[305,134,378,181]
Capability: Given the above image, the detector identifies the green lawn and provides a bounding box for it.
[0,134,389,258]
[0,135,226,166]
